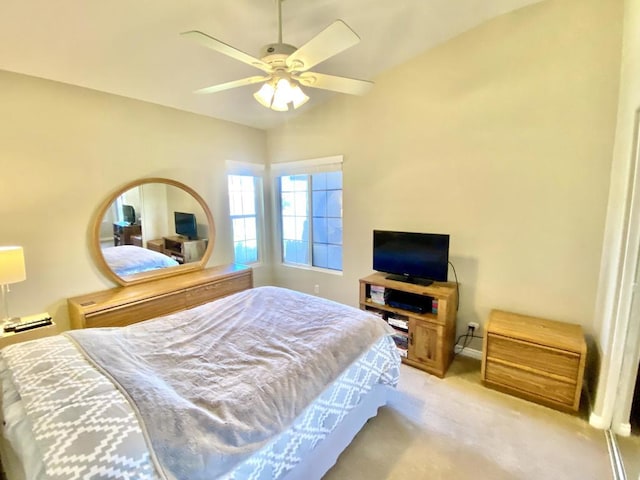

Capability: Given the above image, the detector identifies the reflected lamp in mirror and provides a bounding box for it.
[0,246,26,324]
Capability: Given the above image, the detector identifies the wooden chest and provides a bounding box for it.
[481,309,587,413]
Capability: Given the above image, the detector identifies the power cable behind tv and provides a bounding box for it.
[448,260,460,311]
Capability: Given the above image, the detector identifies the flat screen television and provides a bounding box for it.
[175,212,198,240]
[373,230,450,286]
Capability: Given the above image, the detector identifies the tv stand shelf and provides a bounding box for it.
[360,300,442,324]
[359,272,458,378]
[163,235,207,264]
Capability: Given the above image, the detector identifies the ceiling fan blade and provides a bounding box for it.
[181,30,272,73]
[286,20,360,72]
[194,76,271,94]
[297,72,373,96]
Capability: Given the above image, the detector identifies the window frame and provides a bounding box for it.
[272,156,344,274]
[226,161,265,266]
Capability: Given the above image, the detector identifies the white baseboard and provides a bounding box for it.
[454,345,483,360]
[613,422,632,437]
[589,412,611,430]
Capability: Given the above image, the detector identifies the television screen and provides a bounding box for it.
[373,230,449,285]
[175,212,197,240]
[122,205,135,224]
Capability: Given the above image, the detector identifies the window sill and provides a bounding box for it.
[280,263,343,276]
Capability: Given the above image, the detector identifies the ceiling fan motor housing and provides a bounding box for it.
[260,43,297,68]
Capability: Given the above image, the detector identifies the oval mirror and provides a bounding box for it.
[92,178,216,286]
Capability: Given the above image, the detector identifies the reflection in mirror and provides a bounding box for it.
[93,179,214,286]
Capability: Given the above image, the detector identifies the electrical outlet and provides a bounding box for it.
[468,322,480,332]
[314,284,320,294]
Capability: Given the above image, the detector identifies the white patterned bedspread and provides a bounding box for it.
[0,287,401,480]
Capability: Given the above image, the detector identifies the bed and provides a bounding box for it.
[101,244,179,276]
[0,286,401,480]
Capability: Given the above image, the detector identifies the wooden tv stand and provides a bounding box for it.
[359,272,458,378]
[163,235,207,264]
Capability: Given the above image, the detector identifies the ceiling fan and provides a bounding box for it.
[181,0,373,112]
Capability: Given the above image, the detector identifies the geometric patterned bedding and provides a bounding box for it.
[1,335,159,480]
[1,333,400,480]
[225,334,400,479]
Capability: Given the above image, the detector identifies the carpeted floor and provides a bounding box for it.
[325,356,612,480]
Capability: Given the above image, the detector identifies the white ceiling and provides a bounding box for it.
[0,0,541,130]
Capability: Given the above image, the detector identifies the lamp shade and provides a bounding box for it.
[0,246,26,284]
[253,82,276,108]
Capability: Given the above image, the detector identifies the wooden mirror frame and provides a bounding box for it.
[91,177,216,286]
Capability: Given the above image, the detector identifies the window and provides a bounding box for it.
[227,162,264,265]
[275,156,343,272]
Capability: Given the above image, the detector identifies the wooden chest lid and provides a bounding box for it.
[488,309,586,354]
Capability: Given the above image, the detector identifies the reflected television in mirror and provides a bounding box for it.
[175,212,198,240]
[92,178,216,286]
[122,204,136,224]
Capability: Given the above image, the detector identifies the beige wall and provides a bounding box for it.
[266,0,622,351]
[0,0,624,372]
[0,70,268,330]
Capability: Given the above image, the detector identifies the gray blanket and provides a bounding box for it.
[66,286,392,480]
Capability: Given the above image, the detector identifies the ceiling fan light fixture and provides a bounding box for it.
[289,81,309,109]
[271,77,293,111]
[254,77,309,112]
[253,82,276,108]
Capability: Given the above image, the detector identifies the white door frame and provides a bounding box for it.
[590,108,640,434]
[611,111,640,435]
